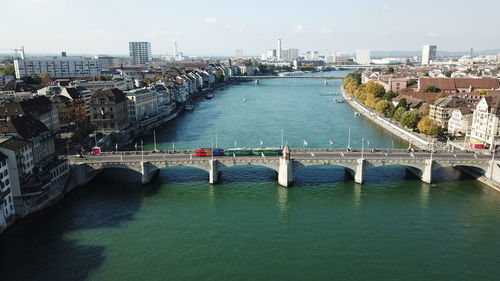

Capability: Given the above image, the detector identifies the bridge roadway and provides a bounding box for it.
[69,149,495,187]
[235,76,344,80]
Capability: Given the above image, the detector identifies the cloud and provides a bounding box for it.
[381,4,389,10]
[319,28,334,34]
[205,17,218,24]
[294,25,305,33]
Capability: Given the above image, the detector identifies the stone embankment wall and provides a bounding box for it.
[341,87,429,149]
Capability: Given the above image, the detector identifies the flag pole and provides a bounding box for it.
[348,128,351,149]
[153,130,157,152]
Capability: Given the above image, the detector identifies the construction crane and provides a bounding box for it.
[0,46,25,59]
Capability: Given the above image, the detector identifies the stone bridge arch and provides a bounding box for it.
[72,163,145,186]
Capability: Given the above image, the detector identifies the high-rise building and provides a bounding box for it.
[173,41,178,58]
[129,41,151,65]
[266,49,277,59]
[235,49,244,59]
[422,45,437,65]
[356,49,371,65]
[288,48,299,61]
[277,39,282,60]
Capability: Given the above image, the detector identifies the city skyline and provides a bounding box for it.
[2,0,500,56]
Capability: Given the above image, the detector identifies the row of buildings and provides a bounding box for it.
[360,63,500,151]
[0,114,69,233]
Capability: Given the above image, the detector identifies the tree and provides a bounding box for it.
[425,85,441,93]
[39,72,51,79]
[363,81,386,98]
[71,123,97,143]
[397,98,409,110]
[406,79,417,87]
[444,70,453,77]
[385,66,395,74]
[400,110,422,130]
[383,90,397,100]
[375,100,395,117]
[2,64,15,76]
[214,70,224,83]
[364,93,380,108]
[417,116,434,135]
[96,75,112,81]
[21,75,42,84]
[393,107,407,122]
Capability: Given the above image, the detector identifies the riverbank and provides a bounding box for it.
[340,86,430,149]
[1,80,237,235]
[102,80,236,151]
[341,84,500,192]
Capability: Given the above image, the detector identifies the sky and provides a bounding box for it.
[2,0,500,56]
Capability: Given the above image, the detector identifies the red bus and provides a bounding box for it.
[194,148,211,157]
[91,146,101,155]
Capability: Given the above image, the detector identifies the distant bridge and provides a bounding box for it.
[69,148,497,187]
[235,76,344,80]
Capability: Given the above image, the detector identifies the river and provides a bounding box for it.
[1,71,499,281]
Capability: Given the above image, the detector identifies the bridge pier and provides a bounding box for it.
[141,161,159,184]
[421,159,433,184]
[278,158,294,187]
[354,159,365,184]
[209,159,219,184]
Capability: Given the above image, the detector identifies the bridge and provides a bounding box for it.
[235,76,344,80]
[68,147,498,188]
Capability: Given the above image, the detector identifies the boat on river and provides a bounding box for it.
[205,93,214,99]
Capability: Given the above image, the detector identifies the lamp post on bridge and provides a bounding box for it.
[430,140,434,162]
[141,139,144,162]
[361,138,364,159]
[490,139,496,179]
[347,128,351,150]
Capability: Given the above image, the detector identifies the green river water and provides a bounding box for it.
[1,71,499,281]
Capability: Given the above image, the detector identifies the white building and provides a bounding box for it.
[129,42,152,65]
[356,49,371,65]
[235,49,244,59]
[469,91,500,150]
[448,107,473,136]
[266,49,277,60]
[0,152,14,232]
[422,45,437,65]
[305,51,320,60]
[0,137,33,219]
[287,48,299,61]
[14,57,101,79]
[69,78,133,91]
[126,88,159,122]
[94,55,118,71]
[277,39,282,60]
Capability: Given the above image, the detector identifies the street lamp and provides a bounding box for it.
[430,140,434,161]
[361,138,364,159]
[490,139,496,178]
